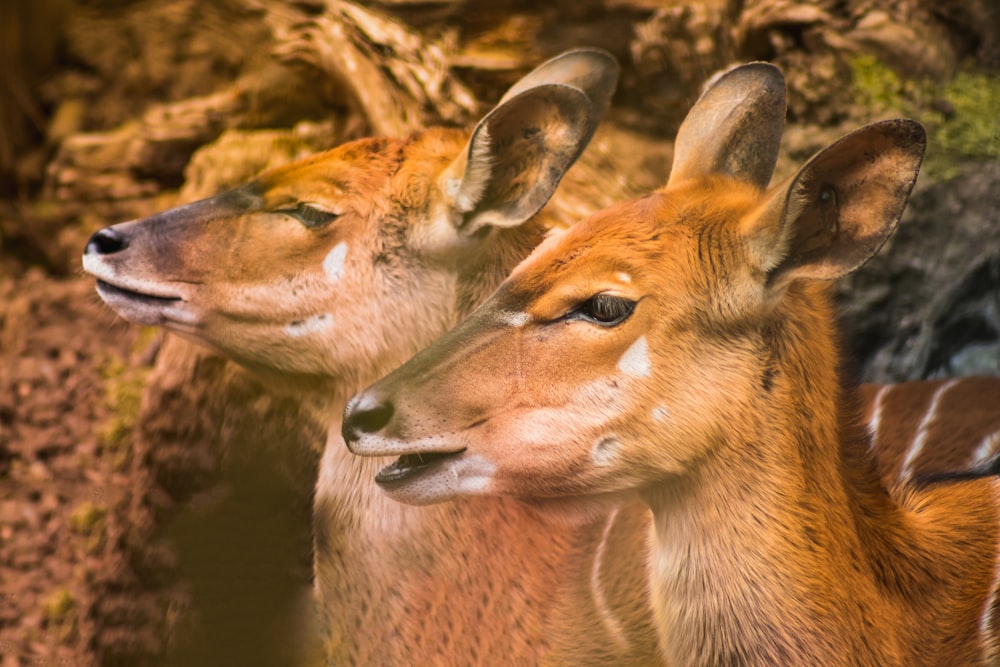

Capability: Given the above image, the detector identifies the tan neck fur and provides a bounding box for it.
[311,218,662,664]
[643,285,1000,666]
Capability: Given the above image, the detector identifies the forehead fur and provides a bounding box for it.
[256,137,401,193]
[249,129,465,216]
[391,127,468,210]
[508,176,762,299]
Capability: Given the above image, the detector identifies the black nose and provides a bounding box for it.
[85,227,129,255]
[342,392,395,444]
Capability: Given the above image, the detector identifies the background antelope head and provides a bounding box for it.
[82,48,619,391]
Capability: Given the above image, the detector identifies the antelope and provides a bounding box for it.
[83,49,674,665]
[343,62,1000,665]
[82,49,1000,663]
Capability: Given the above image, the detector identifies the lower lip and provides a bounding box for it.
[375,451,464,487]
[96,280,182,305]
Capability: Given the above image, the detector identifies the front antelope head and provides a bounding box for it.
[83,49,619,387]
[343,62,926,507]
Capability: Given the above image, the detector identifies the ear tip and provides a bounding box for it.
[551,47,621,75]
[546,47,622,106]
[867,118,928,159]
[898,118,928,149]
[711,61,786,98]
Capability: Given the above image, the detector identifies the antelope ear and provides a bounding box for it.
[440,49,619,234]
[497,47,619,120]
[667,62,786,191]
[743,119,926,289]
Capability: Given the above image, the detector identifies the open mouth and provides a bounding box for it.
[96,279,182,306]
[94,278,190,327]
[375,449,466,487]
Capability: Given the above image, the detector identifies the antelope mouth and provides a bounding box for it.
[94,279,189,327]
[96,279,182,306]
[375,449,467,488]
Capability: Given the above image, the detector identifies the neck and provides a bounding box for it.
[308,213,622,664]
[643,285,1000,666]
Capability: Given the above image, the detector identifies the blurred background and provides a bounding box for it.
[0,0,998,664]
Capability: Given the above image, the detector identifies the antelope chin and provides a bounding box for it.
[369,448,495,506]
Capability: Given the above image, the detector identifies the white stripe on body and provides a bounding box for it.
[899,379,960,481]
[590,508,630,654]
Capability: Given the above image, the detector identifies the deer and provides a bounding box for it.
[82,49,1000,663]
[83,48,673,665]
[342,62,1000,665]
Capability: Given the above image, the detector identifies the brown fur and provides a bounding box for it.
[859,377,1000,482]
[346,65,1000,665]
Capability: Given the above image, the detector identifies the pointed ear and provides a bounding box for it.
[743,119,926,289]
[498,48,619,120]
[439,49,619,234]
[667,62,786,190]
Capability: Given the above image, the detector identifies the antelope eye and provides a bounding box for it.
[278,203,340,229]
[571,294,637,327]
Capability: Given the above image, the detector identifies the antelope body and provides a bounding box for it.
[344,63,1000,665]
[862,377,1000,483]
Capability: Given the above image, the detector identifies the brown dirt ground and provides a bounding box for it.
[0,254,151,666]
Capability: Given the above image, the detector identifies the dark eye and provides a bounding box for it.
[278,203,339,229]
[571,294,636,326]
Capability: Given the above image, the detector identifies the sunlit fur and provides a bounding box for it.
[348,119,1000,664]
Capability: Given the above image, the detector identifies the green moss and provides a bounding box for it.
[851,54,907,111]
[933,69,1000,165]
[850,55,1000,180]
[69,501,107,534]
[97,352,147,459]
[42,589,75,623]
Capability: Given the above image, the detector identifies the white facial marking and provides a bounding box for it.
[651,405,670,423]
[323,242,349,282]
[615,272,632,284]
[618,335,652,378]
[162,305,199,325]
[591,436,621,466]
[498,311,532,327]
[285,313,333,338]
[456,454,497,494]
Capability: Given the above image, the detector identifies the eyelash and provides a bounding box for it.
[569,294,637,326]
[278,203,340,229]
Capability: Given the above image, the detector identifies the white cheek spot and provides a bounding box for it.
[618,335,652,378]
[615,272,632,284]
[323,242,348,282]
[498,311,532,327]
[285,313,333,338]
[163,305,199,325]
[591,436,621,466]
[651,405,669,422]
[456,454,497,494]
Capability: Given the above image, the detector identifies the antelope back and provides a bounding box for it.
[342,64,927,508]
[83,49,619,386]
